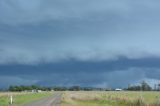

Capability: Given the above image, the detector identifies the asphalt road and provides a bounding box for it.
[21,92,62,106]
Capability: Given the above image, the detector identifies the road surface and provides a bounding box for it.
[21,92,62,106]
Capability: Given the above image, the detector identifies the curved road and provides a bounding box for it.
[21,92,62,106]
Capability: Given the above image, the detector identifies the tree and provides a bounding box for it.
[141,81,152,91]
[69,86,80,91]
[127,81,152,91]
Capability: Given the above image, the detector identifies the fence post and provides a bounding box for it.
[10,95,13,104]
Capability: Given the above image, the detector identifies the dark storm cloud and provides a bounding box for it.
[1,0,160,64]
[1,57,160,75]
[0,0,160,87]
[0,57,160,88]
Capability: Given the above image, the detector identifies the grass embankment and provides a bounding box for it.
[61,91,160,106]
[0,92,53,106]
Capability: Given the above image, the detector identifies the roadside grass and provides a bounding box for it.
[61,91,160,106]
[64,99,126,106]
[0,92,53,106]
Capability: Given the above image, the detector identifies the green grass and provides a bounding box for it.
[0,96,9,106]
[0,92,52,106]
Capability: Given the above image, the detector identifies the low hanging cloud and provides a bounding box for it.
[0,0,160,87]
[0,58,160,88]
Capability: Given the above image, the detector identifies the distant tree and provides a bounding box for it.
[141,81,152,91]
[69,86,80,91]
[127,85,141,91]
[127,81,152,91]
[53,86,67,91]
[82,87,93,91]
[9,86,15,91]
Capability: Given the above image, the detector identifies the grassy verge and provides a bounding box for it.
[0,92,53,106]
[61,91,160,106]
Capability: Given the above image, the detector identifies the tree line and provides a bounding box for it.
[125,81,152,91]
[8,81,157,92]
[9,85,52,91]
[8,85,107,91]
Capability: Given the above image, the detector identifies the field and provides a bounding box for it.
[1,91,160,106]
[61,91,160,106]
[0,92,52,106]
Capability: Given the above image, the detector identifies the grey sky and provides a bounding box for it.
[0,0,160,88]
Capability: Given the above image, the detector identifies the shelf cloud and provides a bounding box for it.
[0,0,160,88]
